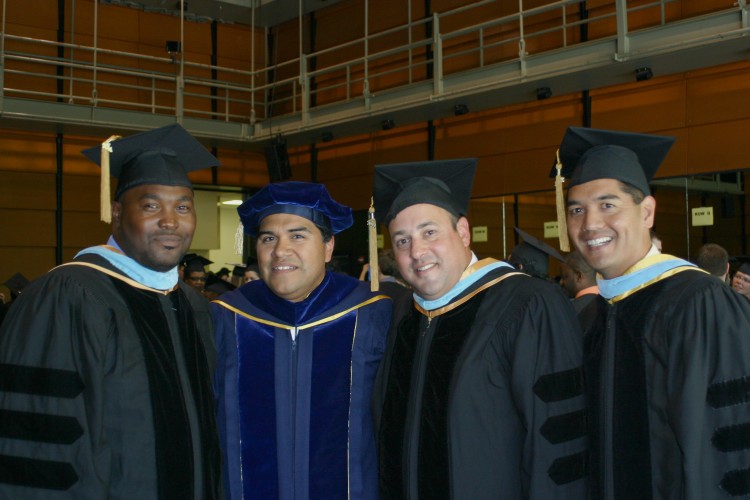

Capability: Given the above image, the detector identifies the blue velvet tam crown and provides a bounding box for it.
[238,181,353,237]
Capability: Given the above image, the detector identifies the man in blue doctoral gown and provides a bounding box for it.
[211,182,392,500]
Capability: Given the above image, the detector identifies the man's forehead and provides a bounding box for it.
[258,212,317,231]
[389,202,455,227]
[567,178,625,199]
[126,183,194,198]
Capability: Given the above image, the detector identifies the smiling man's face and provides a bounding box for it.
[256,212,334,302]
[112,184,196,272]
[566,178,655,279]
[388,203,471,301]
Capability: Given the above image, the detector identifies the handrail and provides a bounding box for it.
[0,0,736,132]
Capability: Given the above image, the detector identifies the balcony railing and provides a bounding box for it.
[0,0,743,142]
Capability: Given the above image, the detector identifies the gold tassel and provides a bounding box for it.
[367,197,379,292]
[100,135,121,224]
[554,149,570,252]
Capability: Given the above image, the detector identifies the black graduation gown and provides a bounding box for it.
[585,268,750,499]
[0,253,221,499]
[373,265,587,499]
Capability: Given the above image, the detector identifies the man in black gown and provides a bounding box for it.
[0,124,222,499]
[558,126,750,499]
[372,159,587,499]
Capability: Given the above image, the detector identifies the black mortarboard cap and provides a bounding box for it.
[205,275,237,296]
[550,126,675,196]
[238,181,353,237]
[373,158,477,225]
[510,227,564,278]
[231,264,247,277]
[4,272,30,296]
[731,256,750,276]
[182,254,212,274]
[82,124,219,222]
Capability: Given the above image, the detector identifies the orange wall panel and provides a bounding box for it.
[593,76,687,132]
[686,62,750,126]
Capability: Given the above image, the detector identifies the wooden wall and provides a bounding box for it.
[1,0,749,287]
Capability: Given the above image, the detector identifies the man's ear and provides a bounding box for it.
[457,217,471,248]
[324,235,335,263]
[111,201,122,226]
[642,195,656,228]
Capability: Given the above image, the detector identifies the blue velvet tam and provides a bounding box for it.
[238,181,353,237]
[550,126,675,196]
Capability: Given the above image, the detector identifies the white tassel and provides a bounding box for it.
[234,222,245,255]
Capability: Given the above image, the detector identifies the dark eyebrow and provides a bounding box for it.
[391,220,437,238]
[257,226,311,238]
[566,193,621,207]
[137,192,193,202]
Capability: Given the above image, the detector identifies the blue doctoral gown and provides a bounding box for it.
[211,271,391,500]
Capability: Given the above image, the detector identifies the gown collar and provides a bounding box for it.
[597,249,699,303]
[414,253,514,311]
[75,236,179,291]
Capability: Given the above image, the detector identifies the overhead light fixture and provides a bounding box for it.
[381,119,395,131]
[221,199,243,206]
[536,86,552,100]
[453,104,469,116]
[322,131,334,142]
[635,67,653,82]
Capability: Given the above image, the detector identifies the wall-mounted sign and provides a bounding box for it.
[544,221,559,238]
[691,206,714,226]
[472,226,488,242]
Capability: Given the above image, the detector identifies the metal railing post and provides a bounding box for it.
[176,0,185,123]
[433,12,443,96]
[615,0,629,60]
[0,0,6,107]
[519,0,527,77]
[300,53,309,125]
[91,0,98,105]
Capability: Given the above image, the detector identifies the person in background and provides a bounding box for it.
[358,249,411,304]
[0,272,30,327]
[560,250,598,312]
[559,250,599,333]
[731,259,750,300]
[211,181,392,500]
[215,267,231,282]
[372,159,586,499]
[557,125,750,499]
[696,243,730,283]
[203,274,236,300]
[507,227,565,281]
[0,124,222,499]
[182,254,212,294]
[243,263,261,283]
[650,228,662,252]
